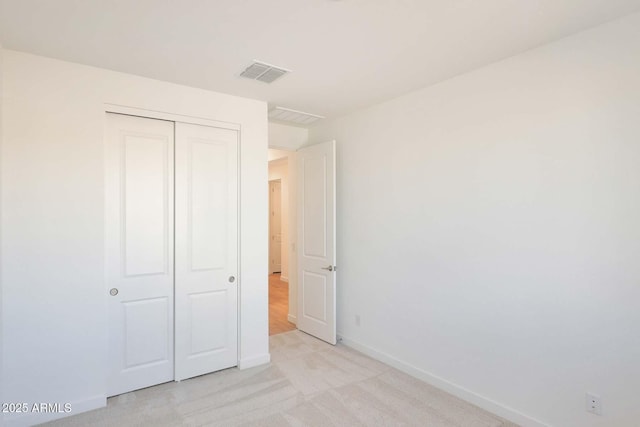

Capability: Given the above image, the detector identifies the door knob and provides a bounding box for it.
[228,276,235,283]
[321,265,335,272]
[109,288,119,296]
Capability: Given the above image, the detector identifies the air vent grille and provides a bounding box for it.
[269,107,325,125]
[239,61,290,83]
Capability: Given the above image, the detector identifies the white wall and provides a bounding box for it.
[0,50,269,426]
[268,147,292,162]
[309,13,640,427]
[268,122,308,151]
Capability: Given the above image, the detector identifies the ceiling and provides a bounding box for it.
[1,0,640,124]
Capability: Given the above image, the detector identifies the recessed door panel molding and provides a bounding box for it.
[301,271,327,323]
[302,155,327,259]
[189,291,228,355]
[123,297,170,368]
[106,113,175,397]
[190,140,228,271]
[175,122,239,381]
[297,140,337,345]
[123,134,170,276]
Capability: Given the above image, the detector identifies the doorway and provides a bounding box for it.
[269,180,282,275]
[268,152,296,335]
[266,141,337,343]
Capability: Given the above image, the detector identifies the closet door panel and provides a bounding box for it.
[175,122,238,381]
[190,140,227,270]
[124,136,169,275]
[106,113,175,397]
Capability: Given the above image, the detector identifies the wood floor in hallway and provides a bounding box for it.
[269,273,296,336]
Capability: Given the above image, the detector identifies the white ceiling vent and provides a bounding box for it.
[239,61,290,83]
[269,106,325,125]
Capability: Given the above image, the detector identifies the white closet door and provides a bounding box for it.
[106,113,175,396]
[174,122,238,381]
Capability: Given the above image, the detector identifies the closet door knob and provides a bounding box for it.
[228,276,235,283]
[109,288,119,296]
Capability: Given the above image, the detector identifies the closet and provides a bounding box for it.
[105,113,238,396]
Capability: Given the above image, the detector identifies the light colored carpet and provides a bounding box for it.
[43,330,518,426]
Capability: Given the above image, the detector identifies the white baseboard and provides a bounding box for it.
[238,353,271,370]
[287,314,297,324]
[3,394,106,427]
[280,276,289,282]
[337,334,549,427]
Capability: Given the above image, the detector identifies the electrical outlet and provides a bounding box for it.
[586,393,602,415]
[355,315,361,326]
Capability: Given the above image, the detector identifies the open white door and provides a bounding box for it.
[297,140,336,345]
[174,122,238,381]
[106,113,175,396]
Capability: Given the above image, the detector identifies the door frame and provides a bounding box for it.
[104,103,242,379]
[105,104,241,131]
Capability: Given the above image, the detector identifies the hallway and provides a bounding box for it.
[269,273,296,336]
